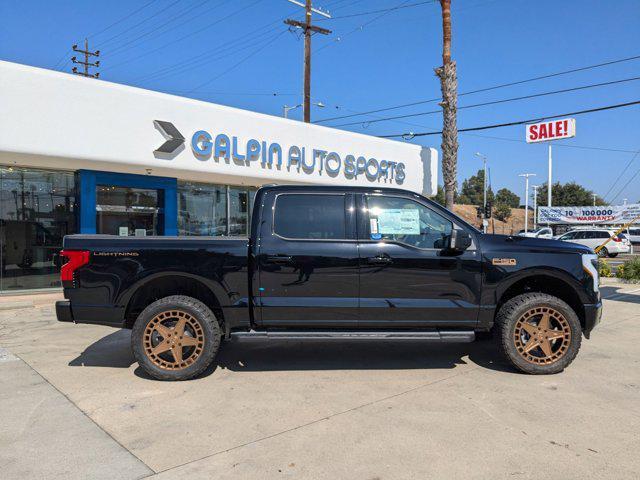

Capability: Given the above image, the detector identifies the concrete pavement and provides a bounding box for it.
[0,284,639,479]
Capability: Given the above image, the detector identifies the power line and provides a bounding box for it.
[185,30,287,93]
[604,150,640,202]
[610,156,640,203]
[460,132,640,154]
[103,0,211,57]
[331,76,640,127]
[102,0,266,75]
[378,100,640,138]
[316,0,436,20]
[315,0,418,53]
[95,0,183,49]
[134,27,284,84]
[315,54,640,123]
[88,0,158,39]
[52,0,158,70]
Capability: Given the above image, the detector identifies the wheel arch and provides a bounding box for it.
[495,271,586,330]
[122,273,225,329]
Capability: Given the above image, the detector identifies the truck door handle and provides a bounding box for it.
[266,255,293,264]
[367,255,392,265]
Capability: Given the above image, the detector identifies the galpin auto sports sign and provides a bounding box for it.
[526,118,576,143]
[538,204,640,224]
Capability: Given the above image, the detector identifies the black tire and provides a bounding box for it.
[131,295,221,381]
[597,247,609,258]
[609,253,618,258]
[495,293,582,374]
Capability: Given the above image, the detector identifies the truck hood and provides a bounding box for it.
[478,233,592,255]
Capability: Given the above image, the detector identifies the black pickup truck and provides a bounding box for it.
[57,185,602,380]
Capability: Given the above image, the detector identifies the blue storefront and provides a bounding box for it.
[0,166,255,292]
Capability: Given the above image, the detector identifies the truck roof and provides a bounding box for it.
[258,184,422,196]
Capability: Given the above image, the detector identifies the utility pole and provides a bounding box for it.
[519,173,536,233]
[532,185,540,229]
[592,193,597,206]
[437,0,458,210]
[475,152,488,232]
[284,0,331,123]
[72,38,100,78]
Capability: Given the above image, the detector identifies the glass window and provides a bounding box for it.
[274,194,345,240]
[597,231,610,239]
[0,166,76,291]
[96,185,161,236]
[229,187,255,236]
[178,182,227,236]
[574,232,587,239]
[365,195,452,249]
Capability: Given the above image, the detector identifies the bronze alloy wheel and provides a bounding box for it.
[513,306,571,365]
[143,310,205,370]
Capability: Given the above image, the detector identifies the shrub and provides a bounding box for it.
[598,259,612,278]
[494,203,512,222]
[616,256,640,282]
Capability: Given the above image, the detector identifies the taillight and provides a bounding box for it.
[60,250,90,282]
[612,236,621,242]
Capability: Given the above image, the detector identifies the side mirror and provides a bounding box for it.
[448,229,473,252]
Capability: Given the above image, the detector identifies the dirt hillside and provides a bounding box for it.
[453,204,535,235]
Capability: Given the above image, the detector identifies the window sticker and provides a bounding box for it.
[370,218,379,234]
[377,209,420,235]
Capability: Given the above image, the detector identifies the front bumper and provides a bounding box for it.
[583,301,603,338]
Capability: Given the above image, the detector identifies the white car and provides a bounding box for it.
[627,227,640,245]
[517,227,554,239]
[556,228,631,257]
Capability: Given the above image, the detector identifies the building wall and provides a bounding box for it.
[0,60,437,195]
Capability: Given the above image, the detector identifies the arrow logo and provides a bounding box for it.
[153,120,185,154]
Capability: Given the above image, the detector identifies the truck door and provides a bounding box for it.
[356,193,481,328]
[256,191,359,327]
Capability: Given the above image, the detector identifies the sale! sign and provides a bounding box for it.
[525,118,576,143]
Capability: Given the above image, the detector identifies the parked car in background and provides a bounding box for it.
[626,227,640,245]
[517,227,554,239]
[556,228,631,257]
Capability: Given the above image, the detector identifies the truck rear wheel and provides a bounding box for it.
[131,295,221,381]
[495,293,582,374]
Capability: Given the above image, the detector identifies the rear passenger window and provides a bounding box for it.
[274,194,346,240]
[597,232,610,239]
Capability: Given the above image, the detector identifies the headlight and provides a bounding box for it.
[582,253,599,292]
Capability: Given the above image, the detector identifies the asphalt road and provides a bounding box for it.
[1,282,639,479]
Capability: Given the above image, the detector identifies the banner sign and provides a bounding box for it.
[526,118,576,143]
[538,204,640,224]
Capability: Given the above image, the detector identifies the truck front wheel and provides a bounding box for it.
[131,295,221,381]
[495,293,582,374]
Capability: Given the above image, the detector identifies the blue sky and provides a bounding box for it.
[1,0,639,203]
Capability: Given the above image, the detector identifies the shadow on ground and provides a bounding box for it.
[70,328,516,380]
[601,285,640,304]
[68,329,136,368]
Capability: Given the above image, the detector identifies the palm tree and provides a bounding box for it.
[436,0,458,209]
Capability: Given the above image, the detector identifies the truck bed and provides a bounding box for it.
[61,235,251,329]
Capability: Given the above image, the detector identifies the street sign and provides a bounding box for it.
[525,118,576,143]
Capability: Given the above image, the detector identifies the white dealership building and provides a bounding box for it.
[0,60,437,292]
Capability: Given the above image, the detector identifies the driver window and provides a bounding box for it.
[365,196,452,249]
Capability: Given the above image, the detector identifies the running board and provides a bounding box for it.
[230,330,475,343]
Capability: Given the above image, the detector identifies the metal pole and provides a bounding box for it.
[524,175,529,233]
[483,158,487,233]
[547,143,552,207]
[283,106,288,118]
[532,185,538,230]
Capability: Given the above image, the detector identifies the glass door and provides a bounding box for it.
[96,185,162,236]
